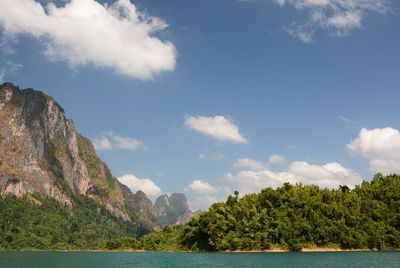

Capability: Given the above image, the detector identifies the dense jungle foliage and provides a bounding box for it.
[130,173,400,252]
[2,174,400,251]
[0,194,151,250]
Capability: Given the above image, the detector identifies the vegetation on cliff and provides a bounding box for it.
[0,83,160,236]
[124,174,400,252]
[0,193,151,250]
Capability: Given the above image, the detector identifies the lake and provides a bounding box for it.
[0,251,399,267]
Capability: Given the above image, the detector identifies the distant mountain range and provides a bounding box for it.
[154,193,200,227]
[0,83,199,249]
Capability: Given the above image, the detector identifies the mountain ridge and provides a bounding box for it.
[0,82,159,231]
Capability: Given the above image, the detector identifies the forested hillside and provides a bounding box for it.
[0,193,150,250]
[130,174,400,252]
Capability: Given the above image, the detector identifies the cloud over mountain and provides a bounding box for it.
[118,174,162,197]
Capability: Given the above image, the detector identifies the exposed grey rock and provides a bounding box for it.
[121,186,162,231]
[154,193,200,227]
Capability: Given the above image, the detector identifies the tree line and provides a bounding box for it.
[129,173,400,251]
[2,173,400,251]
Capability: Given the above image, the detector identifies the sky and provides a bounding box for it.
[0,0,400,210]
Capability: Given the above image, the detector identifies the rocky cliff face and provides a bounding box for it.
[154,193,200,227]
[0,83,160,230]
[121,188,162,231]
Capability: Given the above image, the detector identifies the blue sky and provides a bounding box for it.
[1,0,400,210]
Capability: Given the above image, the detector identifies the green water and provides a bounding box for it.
[0,251,399,267]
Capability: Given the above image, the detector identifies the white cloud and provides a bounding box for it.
[225,160,362,195]
[185,115,248,143]
[269,154,287,165]
[92,135,112,151]
[112,134,147,151]
[234,158,267,171]
[327,11,362,29]
[347,127,400,174]
[225,169,297,194]
[92,132,146,151]
[288,161,362,188]
[274,0,389,42]
[275,0,286,6]
[199,152,228,162]
[117,174,162,197]
[185,180,219,195]
[185,180,231,210]
[284,25,314,43]
[0,0,176,80]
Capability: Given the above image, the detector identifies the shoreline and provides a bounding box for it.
[3,248,399,253]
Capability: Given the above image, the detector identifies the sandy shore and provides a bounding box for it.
[17,248,400,253]
[300,248,381,252]
[77,248,399,253]
[224,248,386,253]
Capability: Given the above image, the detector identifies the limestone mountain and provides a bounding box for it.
[154,193,200,227]
[0,83,160,231]
[121,189,162,231]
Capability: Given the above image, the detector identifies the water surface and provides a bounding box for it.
[0,251,399,267]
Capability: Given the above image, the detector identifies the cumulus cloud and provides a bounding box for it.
[0,0,176,80]
[225,169,297,194]
[185,115,248,143]
[269,154,287,165]
[273,0,389,42]
[185,180,219,195]
[118,174,162,197]
[92,133,146,151]
[225,160,362,195]
[288,161,362,188]
[347,127,400,174]
[234,158,267,171]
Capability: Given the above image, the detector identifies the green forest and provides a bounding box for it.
[131,173,400,252]
[0,194,151,250]
[1,174,400,251]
